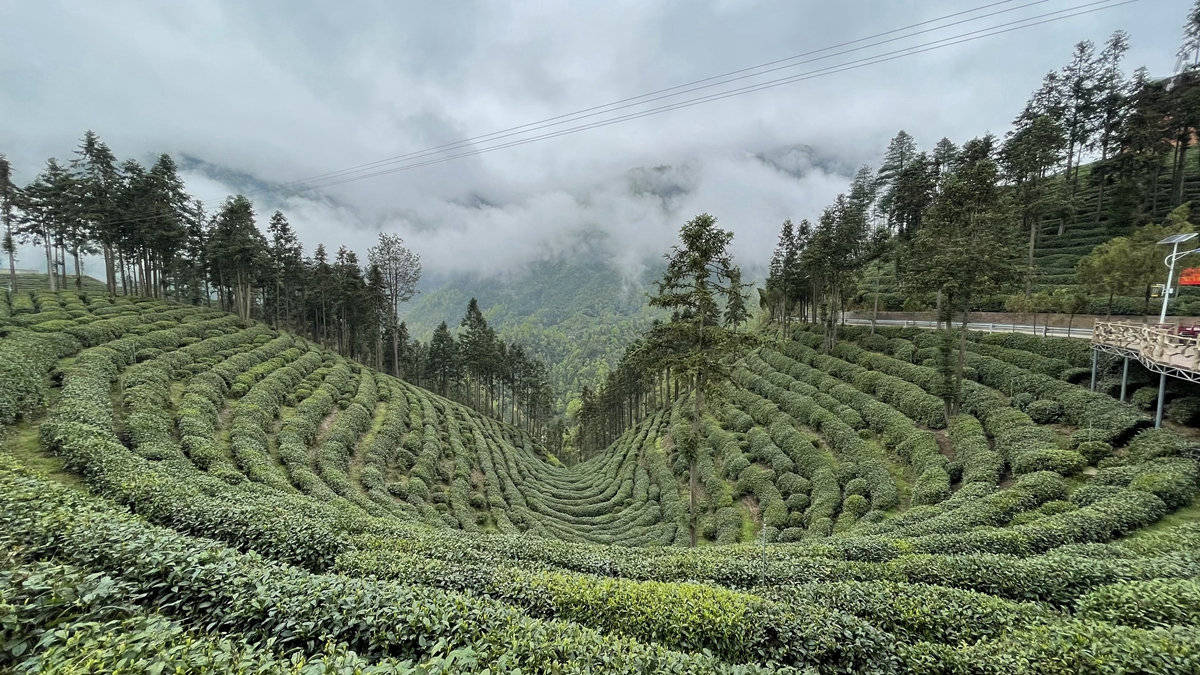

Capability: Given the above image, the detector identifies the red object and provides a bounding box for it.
[1179,267,1200,286]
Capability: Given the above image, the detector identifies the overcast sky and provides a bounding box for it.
[0,0,1191,280]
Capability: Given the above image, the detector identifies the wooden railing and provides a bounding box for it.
[1093,321,1200,371]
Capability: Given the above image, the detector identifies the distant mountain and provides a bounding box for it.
[755,143,858,180]
[401,239,664,410]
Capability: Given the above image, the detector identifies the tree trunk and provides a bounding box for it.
[72,244,82,290]
[955,308,969,417]
[5,225,15,294]
[1026,213,1037,297]
[117,249,127,295]
[870,280,879,336]
[690,372,703,548]
[391,323,401,378]
[1060,136,1076,236]
[103,243,115,295]
[1175,138,1190,206]
[43,229,55,292]
[937,300,955,426]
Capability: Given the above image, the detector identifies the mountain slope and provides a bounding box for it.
[3,291,1200,670]
[404,254,665,409]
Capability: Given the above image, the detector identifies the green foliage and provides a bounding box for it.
[2,262,1200,672]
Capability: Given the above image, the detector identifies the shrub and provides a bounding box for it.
[842,494,869,519]
[1011,448,1087,476]
[1011,392,1034,411]
[1025,399,1061,424]
[844,477,869,498]
[1168,396,1200,426]
[1131,386,1160,410]
[1127,428,1196,463]
[1077,440,1112,464]
[1076,579,1200,629]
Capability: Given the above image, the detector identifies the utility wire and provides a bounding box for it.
[279,0,1044,188]
[297,0,1135,190]
[96,0,1134,227]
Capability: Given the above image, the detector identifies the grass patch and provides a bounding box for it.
[4,417,85,490]
[1121,496,1200,542]
[738,497,759,543]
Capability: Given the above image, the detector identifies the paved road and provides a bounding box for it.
[842,317,1093,339]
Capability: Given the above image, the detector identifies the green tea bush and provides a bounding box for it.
[1131,385,1160,410]
[1025,399,1061,424]
[1167,396,1200,425]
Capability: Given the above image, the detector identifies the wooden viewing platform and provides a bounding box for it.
[1092,321,1200,428]
[1092,321,1200,383]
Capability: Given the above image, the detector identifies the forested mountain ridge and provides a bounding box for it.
[402,251,667,411]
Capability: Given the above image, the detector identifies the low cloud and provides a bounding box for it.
[0,1,1185,282]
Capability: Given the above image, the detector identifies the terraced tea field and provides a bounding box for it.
[3,291,1199,672]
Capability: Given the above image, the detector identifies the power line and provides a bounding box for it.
[97,0,1134,228]
[297,0,1136,190]
[279,0,1043,188]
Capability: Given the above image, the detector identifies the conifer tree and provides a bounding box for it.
[1179,0,1200,70]
[724,267,749,328]
[764,219,797,326]
[19,158,77,292]
[1168,9,1200,207]
[802,195,869,349]
[206,195,267,321]
[459,298,501,412]
[644,213,750,546]
[266,211,302,327]
[876,130,917,232]
[427,321,457,396]
[308,244,331,342]
[1090,31,1130,223]
[1002,114,1064,295]
[932,138,959,174]
[903,136,1019,421]
[1058,40,1101,232]
[365,263,388,369]
[71,131,120,294]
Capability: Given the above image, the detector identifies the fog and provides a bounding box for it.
[0,0,1188,281]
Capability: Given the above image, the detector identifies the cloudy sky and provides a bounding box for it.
[0,0,1190,279]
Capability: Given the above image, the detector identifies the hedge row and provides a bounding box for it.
[335,548,899,670]
[0,559,414,673]
[37,320,354,569]
[0,466,783,673]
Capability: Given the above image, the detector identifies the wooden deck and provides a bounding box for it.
[1093,321,1200,379]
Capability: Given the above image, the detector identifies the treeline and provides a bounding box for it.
[765,6,1200,333]
[413,298,557,443]
[0,131,556,435]
[0,131,423,365]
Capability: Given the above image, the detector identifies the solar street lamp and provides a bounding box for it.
[1156,233,1199,323]
[1152,233,1199,428]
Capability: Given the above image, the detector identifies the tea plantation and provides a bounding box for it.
[3,290,1200,673]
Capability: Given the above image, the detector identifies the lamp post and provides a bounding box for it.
[1158,233,1199,323]
[1153,233,1199,428]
